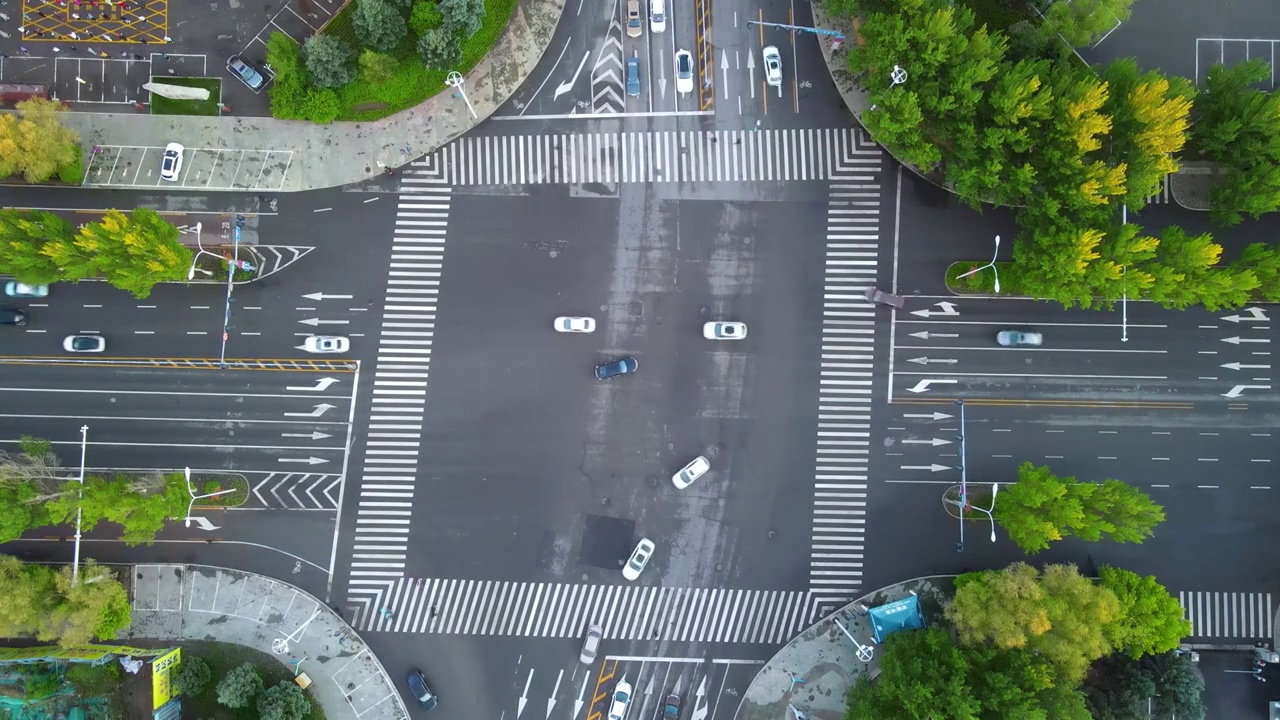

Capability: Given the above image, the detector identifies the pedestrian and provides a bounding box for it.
[119,50,128,57]
[139,37,146,43]
[162,52,169,59]
[385,167,395,176]
[429,605,437,617]
[18,46,29,54]
[98,51,107,58]
[166,68,174,74]
[132,53,141,60]
[0,53,8,59]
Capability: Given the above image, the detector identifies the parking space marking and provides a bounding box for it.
[1196,37,1280,88]
[83,144,293,190]
[241,0,344,57]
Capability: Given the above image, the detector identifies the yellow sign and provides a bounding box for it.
[151,648,182,709]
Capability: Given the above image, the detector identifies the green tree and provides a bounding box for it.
[0,209,75,284]
[439,0,483,38]
[1084,651,1204,720]
[961,644,1055,720]
[1097,567,1191,659]
[0,436,62,543]
[217,663,264,709]
[358,49,399,85]
[257,680,313,720]
[4,98,81,183]
[39,561,131,646]
[267,32,309,120]
[45,472,189,546]
[417,27,461,70]
[1192,60,1280,225]
[846,627,978,720]
[174,656,212,696]
[1234,242,1280,301]
[354,0,408,53]
[409,0,444,35]
[304,35,356,89]
[1073,479,1167,544]
[1100,58,1194,209]
[301,88,342,124]
[1141,651,1205,720]
[67,209,193,298]
[0,555,53,638]
[1034,0,1137,50]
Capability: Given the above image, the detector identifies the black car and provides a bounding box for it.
[595,356,638,379]
[405,669,438,710]
[0,308,28,326]
[663,692,682,718]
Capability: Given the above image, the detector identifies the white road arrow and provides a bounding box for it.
[302,292,353,301]
[299,318,350,326]
[1222,307,1268,323]
[554,51,590,101]
[1221,362,1272,371]
[720,48,729,100]
[517,668,532,718]
[573,674,589,720]
[903,412,953,420]
[185,516,220,531]
[1222,384,1271,398]
[284,403,336,417]
[908,331,958,339]
[910,301,959,318]
[286,377,340,392]
[906,379,958,393]
[281,431,332,440]
[279,457,328,465]
[902,437,953,446]
[1222,336,1270,345]
[902,463,953,472]
[906,357,958,365]
[746,51,756,98]
[545,669,561,719]
[658,52,667,98]
[690,676,709,720]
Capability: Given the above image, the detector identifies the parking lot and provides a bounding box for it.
[1196,38,1280,87]
[83,145,293,190]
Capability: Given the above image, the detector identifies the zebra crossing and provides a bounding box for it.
[420,128,882,186]
[1179,590,1273,640]
[809,155,885,616]
[345,157,450,608]
[355,577,815,644]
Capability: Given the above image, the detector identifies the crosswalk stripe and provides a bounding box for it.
[357,578,814,643]
[415,128,881,185]
[1179,591,1273,639]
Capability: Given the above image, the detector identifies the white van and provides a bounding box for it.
[649,0,666,33]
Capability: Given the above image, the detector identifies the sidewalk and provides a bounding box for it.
[62,0,565,193]
[734,576,954,720]
[125,564,409,720]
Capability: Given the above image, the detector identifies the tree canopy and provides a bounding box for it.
[0,555,131,646]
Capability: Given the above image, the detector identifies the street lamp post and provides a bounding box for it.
[186,221,218,280]
[956,235,1002,293]
[1120,204,1129,342]
[218,215,244,368]
[968,484,1000,543]
[70,425,88,586]
[889,64,908,87]
[183,467,235,526]
[955,399,967,552]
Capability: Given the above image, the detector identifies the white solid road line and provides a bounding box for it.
[894,370,1168,380]
[893,344,1168,354]
[896,319,1170,329]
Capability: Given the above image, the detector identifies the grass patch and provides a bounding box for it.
[945,260,1025,295]
[324,0,520,121]
[149,77,223,116]
[179,641,326,720]
[191,473,250,508]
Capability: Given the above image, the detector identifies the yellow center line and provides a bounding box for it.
[586,659,617,720]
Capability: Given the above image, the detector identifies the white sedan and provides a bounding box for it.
[622,538,655,581]
[160,142,184,182]
[63,335,105,353]
[554,316,597,333]
[672,455,710,489]
[4,282,48,298]
[703,321,747,340]
[608,677,633,720]
[303,335,350,353]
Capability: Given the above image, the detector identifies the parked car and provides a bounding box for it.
[0,308,28,326]
[672,456,710,489]
[626,56,641,97]
[405,669,438,710]
[663,693,683,719]
[996,330,1043,347]
[303,335,350,353]
[555,316,597,333]
[675,49,693,94]
[227,55,267,90]
[160,142,184,182]
[3,282,48,298]
[648,0,665,32]
[762,45,782,87]
[595,356,638,379]
[863,287,904,309]
[622,538,655,581]
[626,0,642,37]
[703,321,747,340]
[63,335,105,353]
[608,677,633,720]
[579,622,603,664]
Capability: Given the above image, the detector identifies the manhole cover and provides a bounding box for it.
[630,301,643,316]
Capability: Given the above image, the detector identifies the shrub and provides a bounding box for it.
[304,35,356,88]
[257,680,313,720]
[56,146,83,184]
[302,88,343,123]
[354,0,408,52]
[174,656,212,696]
[439,0,483,37]
[216,662,263,709]
[358,49,400,85]
[409,0,444,35]
[417,27,461,70]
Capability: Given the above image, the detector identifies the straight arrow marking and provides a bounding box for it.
[1222,336,1269,344]
[1221,362,1271,371]
[302,292,354,301]
[282,431,332,440]
[901,464,953,472]
[299,318,350,326]
[546,669,562,720]
[901,438,953,446]
[517,668,532,718]
[279,457,328,465]
[903,412,953,420]
[906,357,958,365]
[908,331,958,339]
[573,674,589,720]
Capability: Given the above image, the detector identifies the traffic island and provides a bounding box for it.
[734,577,953,720]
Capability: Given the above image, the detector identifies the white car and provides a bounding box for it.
[762,45,782,87]
[303,335,350,353]
[579,622,603,664]
[675,50,693,94]
[608,677,633,720]
[160,142,184,182]
[672,455,710,489]
[63,335,105,353]
[703,321,747,340]
[622,538,655,581]
[554,316,597,333]
[4,282,48,298]
[649,0,665,33]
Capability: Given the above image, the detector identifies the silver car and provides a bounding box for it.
[996,330,1043,347]
[579,622,603,664]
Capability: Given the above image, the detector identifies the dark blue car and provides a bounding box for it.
[405,669,438,710]
[626,56,641,97]
[595,356,638,379]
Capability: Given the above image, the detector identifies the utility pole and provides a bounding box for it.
[71,425,88,586]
